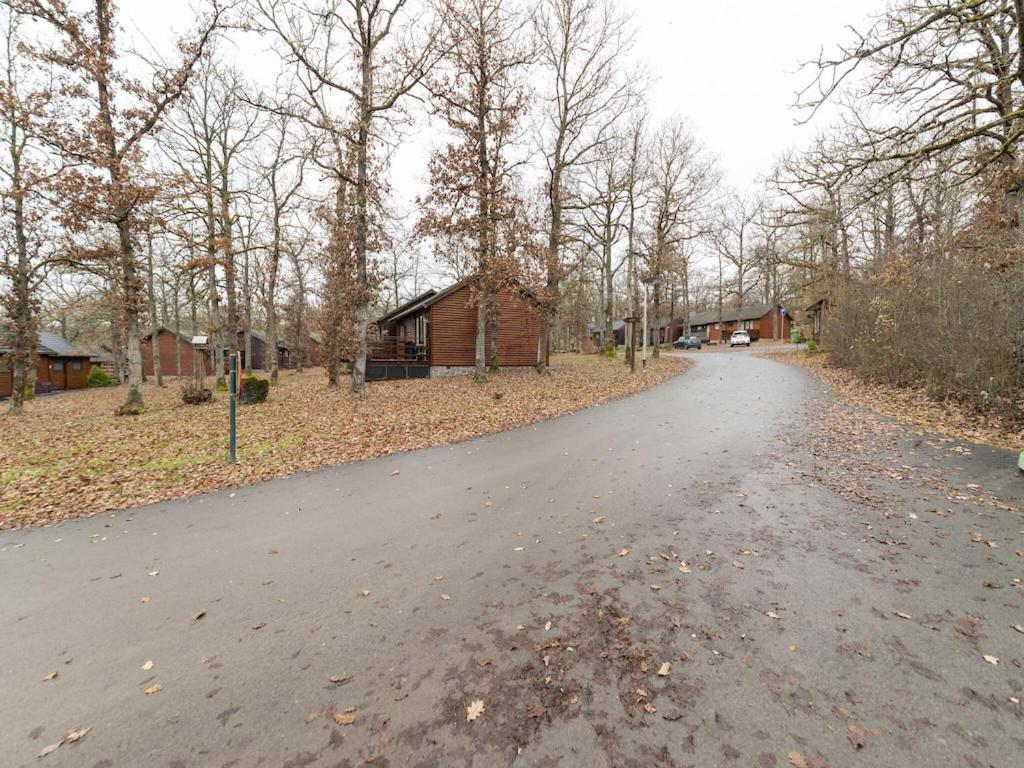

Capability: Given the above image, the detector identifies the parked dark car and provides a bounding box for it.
[673,335,702,350]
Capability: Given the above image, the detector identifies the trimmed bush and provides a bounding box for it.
[181,381,213,405]
[239,377,269,405]
[87,365,116,388]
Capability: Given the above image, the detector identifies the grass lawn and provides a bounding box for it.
[0,354,688,529]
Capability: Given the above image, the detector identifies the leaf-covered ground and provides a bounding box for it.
[0,354,687,529]
[762,350,1024,452]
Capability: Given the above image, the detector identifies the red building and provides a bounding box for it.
[685,303,792,342]
[141,327,212,377]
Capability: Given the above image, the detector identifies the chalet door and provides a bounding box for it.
[49,358,67,390]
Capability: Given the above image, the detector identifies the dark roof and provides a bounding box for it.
[377,276,545,326]
[687,303,783,327]
[0,327,90,357]
[377,288,442,325]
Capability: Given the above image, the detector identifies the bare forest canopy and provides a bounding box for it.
[0,0,1021,420]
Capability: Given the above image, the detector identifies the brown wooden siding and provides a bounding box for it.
[142,330,211,377]
[428,283,543,368]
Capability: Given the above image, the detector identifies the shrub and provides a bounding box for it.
[87,365,115,388]
[239,377,269,405]
[806,338,818,353]
[181,381,213,405]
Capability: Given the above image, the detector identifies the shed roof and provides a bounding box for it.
[0,327,90,357]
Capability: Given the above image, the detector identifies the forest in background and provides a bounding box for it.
[1,0,1021,426]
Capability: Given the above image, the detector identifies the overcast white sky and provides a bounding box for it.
[122,0,880,192]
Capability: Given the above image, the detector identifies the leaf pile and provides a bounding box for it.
[0,354,687,529]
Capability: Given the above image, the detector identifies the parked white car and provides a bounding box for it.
[730,330,751,347]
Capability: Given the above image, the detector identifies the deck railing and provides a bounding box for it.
[368,335,428,363]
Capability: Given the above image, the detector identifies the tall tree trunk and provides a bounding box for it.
[350,46,372,396]
[7,114,32,414]
[242,245,253,374]
[96,0,144,414]
[173,284,182,375]
[117,219,145,414]
[220,173,238,360]
[146,232,163,387]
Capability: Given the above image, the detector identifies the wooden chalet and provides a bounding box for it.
[0,329,92,397]
[141,327,212,377]
[371,277,546,381]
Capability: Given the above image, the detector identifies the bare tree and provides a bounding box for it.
[12,0,224,414]
[534,0,635,371]
[418,0,532,381]
[0,5,52,414]
[255,0,442,394]
[643,117,719,358]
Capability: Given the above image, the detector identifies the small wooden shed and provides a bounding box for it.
[141,327,212,377]
[0,329,91,397]
[371,277,546,381]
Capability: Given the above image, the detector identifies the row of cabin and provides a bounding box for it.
[0,329,92,397]
[140,328,322,378]
[589,303,793,348]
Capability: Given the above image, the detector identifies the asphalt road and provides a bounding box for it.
[2,351,1022,768]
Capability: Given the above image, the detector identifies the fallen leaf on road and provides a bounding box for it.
[359,590,370,597]
[144,684,162,695]
[328,675,350,685]
[765,611,780,620]
[141,660,153,671]
[513,546,524,551]
[544,620,552,631]
[894,611,913,620]
[679,562,691,574]
[140,596,150,603]
[1013,624,1024,635]
[643,703,657,714]
[847,723,867,750]
[649,584,662,591]
[43,671,58,682]
[390,470,400,476]
[789,644,797,652]
[983,654,1000,665]
[434,575,444,582]
[618,548,629,557]
[658,552,670,561]
[37,741,62,758]
[466,700,485,722]
[333,712,356,725]
[148,571,159,576]
[440,594,450,600]
[65,727,90,743]
[657,662,671,676]
[251,622,266,630]
[787,753,808,768]
[191,611,206,624]
[592,516,605,524]
[732,561,744,569]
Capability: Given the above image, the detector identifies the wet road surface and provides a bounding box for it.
[2,351,1022,767]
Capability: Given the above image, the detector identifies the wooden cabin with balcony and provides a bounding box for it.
[370,276,546,381]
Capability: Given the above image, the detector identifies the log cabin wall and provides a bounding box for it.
[428,283,544,368]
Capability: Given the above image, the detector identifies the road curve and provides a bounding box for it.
[2,350,1021,767]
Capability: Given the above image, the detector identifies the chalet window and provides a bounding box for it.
[415,315,427,346]
[51,360,65,371]
[72,360,83,371]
